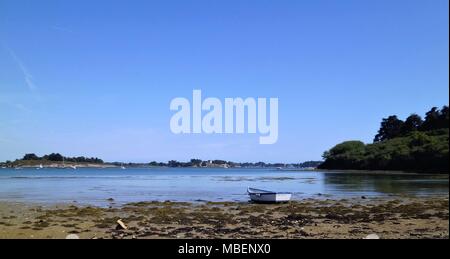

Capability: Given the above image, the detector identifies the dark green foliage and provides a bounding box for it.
[149,161,163,166]
[320,129,449,173]
[401,114,423,134]
[320,106,449,173]
[374,106,448,142]
[17,153,104,164]
[420,106,449,131]
[212,160,227,165]
[374,116,404,142]
[65,156,103,163]
[321,141,366,169]
[168,160,181,167]
[46,153,64,161]
[297,161,323,168]
[23,153,40,160]
[190,159,202,166]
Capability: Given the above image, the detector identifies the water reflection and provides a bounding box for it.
[322,171,449,196]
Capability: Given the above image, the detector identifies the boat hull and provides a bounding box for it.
[247,189,292,203]
[248,193,292,203]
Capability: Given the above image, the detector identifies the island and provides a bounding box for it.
[0,153,323,170]
[319,106,449,174]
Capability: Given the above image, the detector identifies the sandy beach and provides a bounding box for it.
[0,196,448,239]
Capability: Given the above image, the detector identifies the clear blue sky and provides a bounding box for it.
[0,0,448,163]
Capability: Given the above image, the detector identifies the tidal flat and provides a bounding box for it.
[0,196,448,239]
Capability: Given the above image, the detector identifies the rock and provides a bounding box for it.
[364,234,380,239]
[116,219,128,230]
[66,234,80,239]
[361,196,367,199]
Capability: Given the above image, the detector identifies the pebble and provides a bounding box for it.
[66,234,80,239]
[364,234,380,239]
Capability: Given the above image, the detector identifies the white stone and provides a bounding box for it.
[364,234,380,239]
[66,234,80,239]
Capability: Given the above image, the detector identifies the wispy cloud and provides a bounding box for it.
[5,46,37,91]
[0,98,32,114]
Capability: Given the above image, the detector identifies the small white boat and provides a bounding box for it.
[247,187,292,203]
[70,165,77,170]
[37,164,43,169]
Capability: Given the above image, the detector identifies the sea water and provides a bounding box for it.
[0,168,447,206]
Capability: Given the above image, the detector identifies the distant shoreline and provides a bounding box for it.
[0,165,449,176]
[0,153,324,170]
[2,163,449,175]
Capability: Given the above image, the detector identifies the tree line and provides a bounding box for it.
[21,153,104,164]
[4,154,321,169]
[374,106,449,142]
[319,106,449,173]
[154,159,319,168]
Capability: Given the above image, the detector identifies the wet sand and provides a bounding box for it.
[0,196,448,239]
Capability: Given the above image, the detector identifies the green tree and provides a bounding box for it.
[168,160,180,167]
[190,159,202,166]
[374,116,404,142]
[320,105,449,173]
[401,114,423,134]
[23,153,40,160]
[47,153,64,161]
[418,106,448,131]
[320,141,366,169]
[420,107,440,131]
[437,106,449,129]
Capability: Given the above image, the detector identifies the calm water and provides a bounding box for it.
[0,168,448,206]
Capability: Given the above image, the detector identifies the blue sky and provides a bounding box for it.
[0,0,448,163]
